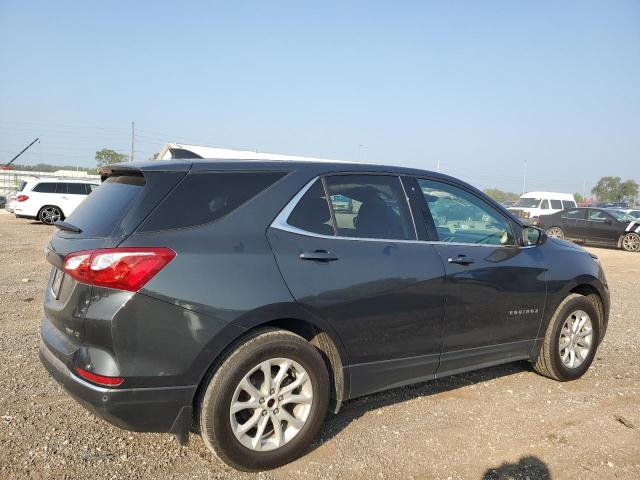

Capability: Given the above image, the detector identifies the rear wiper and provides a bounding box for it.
[53,220,82,233]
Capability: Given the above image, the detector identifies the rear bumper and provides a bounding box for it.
[39,337,196,435]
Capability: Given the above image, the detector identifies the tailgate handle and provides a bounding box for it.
[448,255,475,265]
[299,250,338,263]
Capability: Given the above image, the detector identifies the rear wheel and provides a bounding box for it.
[533,293,600,381]
[621,232,640,252]
[547,226,564,239]
[199,329,329,471]
[38,206,62,225]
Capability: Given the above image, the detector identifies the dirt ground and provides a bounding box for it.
[0,210,638,480]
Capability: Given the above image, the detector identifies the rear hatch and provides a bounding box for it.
[44,162,190,343]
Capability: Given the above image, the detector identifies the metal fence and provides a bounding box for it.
[0,169,101,196]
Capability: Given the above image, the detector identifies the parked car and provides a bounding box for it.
[508,191,576,222]
[4,190,18,212]
[40,160,609,471]
[0,195,5,209]
[12,178,99,224]
[536,207,640,252]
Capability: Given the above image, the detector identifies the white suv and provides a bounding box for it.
[13,178,100,224]
[507,191,577,223]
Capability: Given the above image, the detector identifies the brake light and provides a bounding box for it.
[75,367,124,387]
[62,247,175,292]
[17,195,29,202]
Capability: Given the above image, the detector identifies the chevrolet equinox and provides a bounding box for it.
[40,159,609,471]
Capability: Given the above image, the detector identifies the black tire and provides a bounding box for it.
[199,328,330,471]
[621,232,640,252]
[533,293,600,381]
[546,226,564,240]
[38,205,63,225]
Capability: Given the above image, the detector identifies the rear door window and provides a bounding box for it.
[550,199,562,209]
[140,171,287,231]
[324,175,415,240]
[563,209,587,220]
[32,183,57,193]
[589,209,611,222]
[562,200,577,209]
[287,179,335,235]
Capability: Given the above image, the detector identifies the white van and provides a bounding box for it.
[13,178,99,224]
[508,192,576,222]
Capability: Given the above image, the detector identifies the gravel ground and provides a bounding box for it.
[0,210,638,479]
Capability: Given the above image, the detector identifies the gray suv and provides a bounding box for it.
[40,159,609,471]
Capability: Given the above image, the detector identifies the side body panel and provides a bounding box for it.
[267,227,446,398]
[433,243,547,377]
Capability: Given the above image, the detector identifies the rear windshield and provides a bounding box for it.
[65,175,145,237]
[139,171,286,231]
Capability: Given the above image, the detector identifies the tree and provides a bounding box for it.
[591,176,639,202]
[95,149,127,168]
[574,193,584,203]
[483,188,520,203]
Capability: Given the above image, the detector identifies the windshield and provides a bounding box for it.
[514,197,541,208]
[609,210,637,222]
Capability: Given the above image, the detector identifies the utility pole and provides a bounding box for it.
[130,121,135,162]
[436,159,441,173]
[582,178,586,200]
[522,160,527,194]
[358,144,364,162]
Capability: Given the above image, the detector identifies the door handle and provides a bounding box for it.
[448,255,475,265]
[299,250,338,263]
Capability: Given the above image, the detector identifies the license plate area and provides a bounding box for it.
[51,268,64,299]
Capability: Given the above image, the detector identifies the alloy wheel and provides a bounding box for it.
[547,227,564,239]
[558,310,593,369]
[229,358,313,452]
[622,233,640,252]
[40,207,61,225]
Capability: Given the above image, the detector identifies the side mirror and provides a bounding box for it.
[522,226,546,246]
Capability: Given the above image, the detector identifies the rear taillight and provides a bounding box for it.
[62,247,175,292]
[17,195,29,202]
[75,367,124,387]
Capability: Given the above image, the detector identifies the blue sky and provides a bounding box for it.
[1,1,638,194]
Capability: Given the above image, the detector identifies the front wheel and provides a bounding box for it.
[533,293,600,381]
[547,226,564,239]
[621,232,640,252]
[38,206,62,225]
[199,329,330,471]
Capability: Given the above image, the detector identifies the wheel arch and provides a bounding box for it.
[192,306,349,432]
[37,204,65,222]
[532,276,609,360]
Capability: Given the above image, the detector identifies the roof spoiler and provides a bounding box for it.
[99,164,143,182]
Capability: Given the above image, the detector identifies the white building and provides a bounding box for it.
[156,143,338,162]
